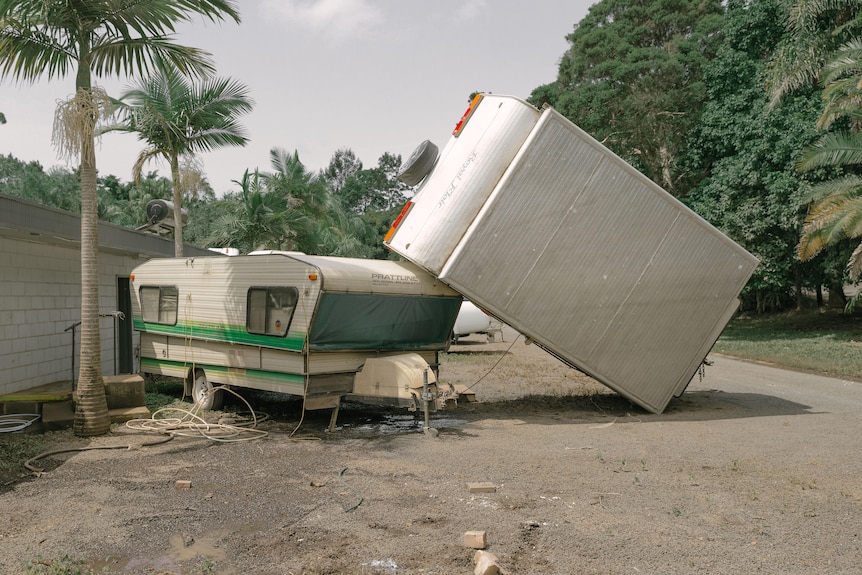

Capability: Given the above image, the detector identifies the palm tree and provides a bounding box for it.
[0,0,240,436]
[765,2,862,306]
[766,0,862,107]
[104,60,253,256]
[796,41,862,307]
[796,130,862,294]
[264,148,338,253]
[205,169,303,253]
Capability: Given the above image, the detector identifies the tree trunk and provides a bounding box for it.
[74,142,110,436]
[828,279,847,309]
[793,262,803,310]
[172,154,184,257]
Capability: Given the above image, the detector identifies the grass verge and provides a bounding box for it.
[714,306,862,381]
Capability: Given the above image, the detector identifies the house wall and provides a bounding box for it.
[0,235,145,395]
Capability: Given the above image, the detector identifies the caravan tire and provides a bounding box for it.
[191,369,223,411]
[398,140,438,186]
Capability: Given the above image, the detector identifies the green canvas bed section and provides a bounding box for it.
[308,293,461,351]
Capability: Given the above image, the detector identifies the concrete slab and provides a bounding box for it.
[41,401,74,430]
[104,374,145,410]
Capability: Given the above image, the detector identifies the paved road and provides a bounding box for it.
[692,354,862,418]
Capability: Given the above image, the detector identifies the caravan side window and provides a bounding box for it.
[140,286,178,325]
[247,287,298,337]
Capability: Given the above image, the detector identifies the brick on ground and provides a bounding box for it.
[464,530,487,549]
[467,482,496,493]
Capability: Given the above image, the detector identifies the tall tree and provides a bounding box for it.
[0,0,240,436]
[104,59,253,256]
[686,0,823,312]
[323,148,363,195]
[532,0,724,196]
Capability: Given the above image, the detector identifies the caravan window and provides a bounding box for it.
[139,286,178,325]
[247,287,298,337]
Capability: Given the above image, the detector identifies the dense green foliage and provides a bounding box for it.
[532,0,724,196]
[534,0,862,312]
[0,147,407,259]
[684,0,825,312]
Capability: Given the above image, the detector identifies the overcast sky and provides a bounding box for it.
[1,0,595,195]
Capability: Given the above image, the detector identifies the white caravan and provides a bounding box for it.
[452,300,493,343]
[130,252,463,420]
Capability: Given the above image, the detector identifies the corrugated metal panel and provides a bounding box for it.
[390,95,758,413]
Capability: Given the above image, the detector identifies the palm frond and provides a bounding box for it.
[0,19,74,82]
[89,36,214,79]
[767,43,825,108]
[797,131,862,171]
[1,0,238,82]
[101,0,240,36]
[788,0,862,34]
[132,146,164,183]
[819,38,862,82]
[802,175,862,207]
[798,186,862,260]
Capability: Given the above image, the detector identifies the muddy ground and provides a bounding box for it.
[1,326,861,574]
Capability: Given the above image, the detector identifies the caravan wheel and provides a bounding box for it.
[191,369,224,410]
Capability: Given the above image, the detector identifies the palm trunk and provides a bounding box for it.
[171,154,184,257]
[75,143,110,435]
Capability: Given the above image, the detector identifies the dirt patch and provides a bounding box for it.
[1,327,860,574]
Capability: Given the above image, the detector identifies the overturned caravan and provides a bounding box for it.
[130,252,465,419]
[385,93,759,414]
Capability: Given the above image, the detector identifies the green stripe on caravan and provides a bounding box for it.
[140,358,306,391]
[133,319,305,351]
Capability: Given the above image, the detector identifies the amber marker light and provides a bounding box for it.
[384,200,413,243]
[452,93,484,136]
[308,273,318,281]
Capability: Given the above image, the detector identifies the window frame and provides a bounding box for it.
[246,286,299,337]
[139,285,179,326]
